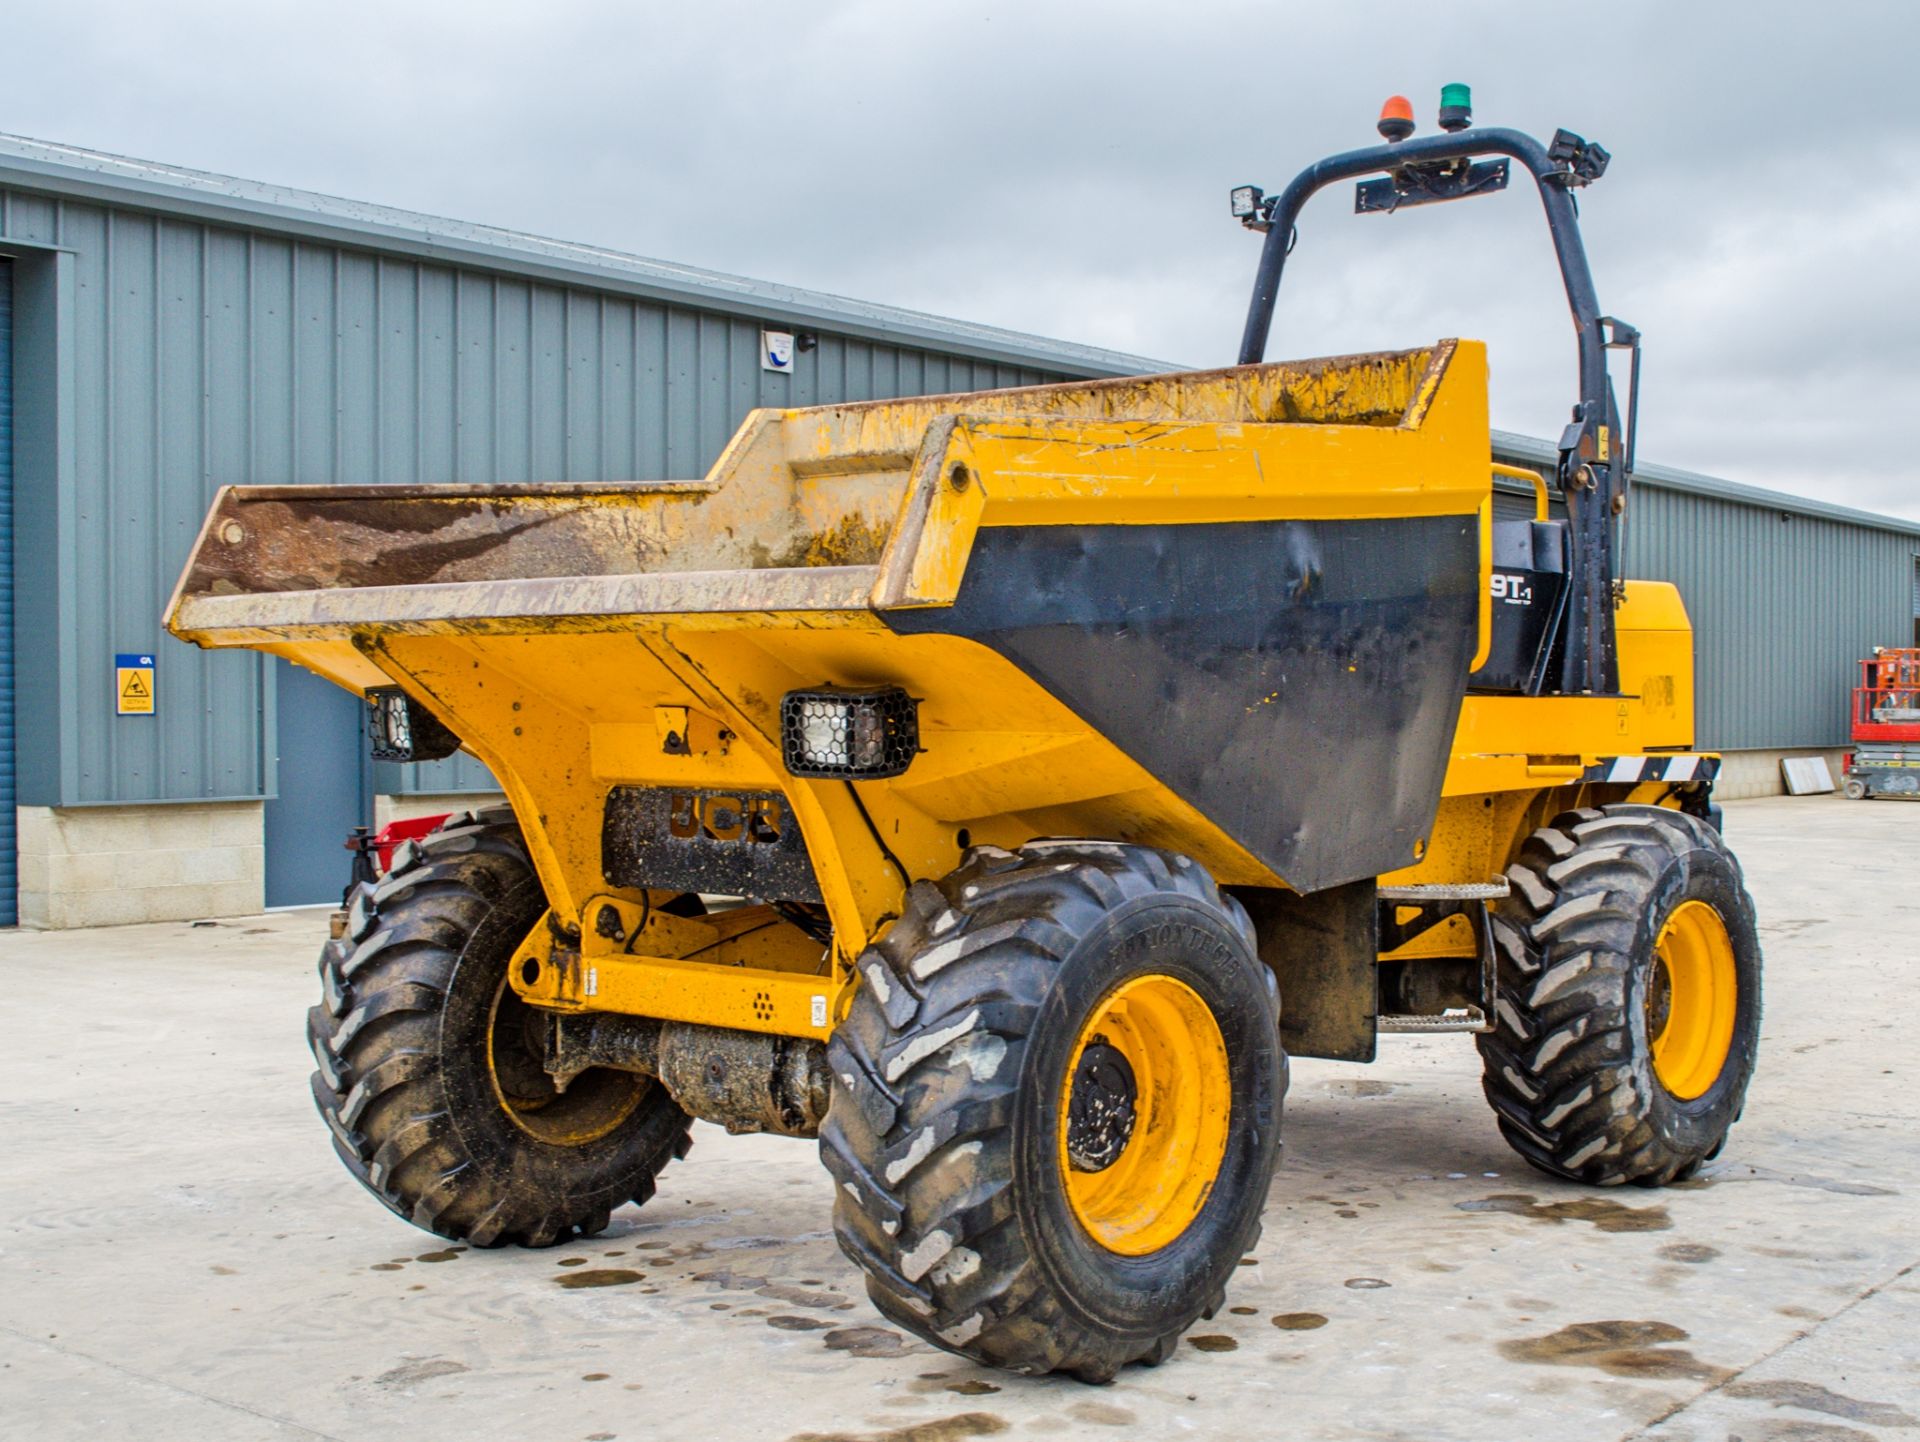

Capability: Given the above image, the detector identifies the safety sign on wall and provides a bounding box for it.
[116,653,156,715]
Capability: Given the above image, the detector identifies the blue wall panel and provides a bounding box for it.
[0,187,1070,805]
[1,259,15,923]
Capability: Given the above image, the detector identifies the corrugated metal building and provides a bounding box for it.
[0,135,1159,927]
[1492,434,1920,769]
[3,134,1916,927]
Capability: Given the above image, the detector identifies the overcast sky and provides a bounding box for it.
[8,1,1918,518]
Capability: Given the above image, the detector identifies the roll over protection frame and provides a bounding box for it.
[1235,125,1636,697]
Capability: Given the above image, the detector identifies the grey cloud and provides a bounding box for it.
[6,0,1915,515]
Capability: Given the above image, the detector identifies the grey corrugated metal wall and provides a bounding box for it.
[0,188,1071,806]
[1,259,15,923]
[1492,447,1920,752]
[1622,487,1917,750]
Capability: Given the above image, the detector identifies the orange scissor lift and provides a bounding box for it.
[1845,648,1920,799]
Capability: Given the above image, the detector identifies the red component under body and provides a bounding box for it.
[364,813,452,875]
[1852,649,1920,744]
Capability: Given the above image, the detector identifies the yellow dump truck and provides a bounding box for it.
[167,92,1760,1381]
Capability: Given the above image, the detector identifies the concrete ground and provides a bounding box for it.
[2,794,1916,1442]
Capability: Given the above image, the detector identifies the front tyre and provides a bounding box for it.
[1478,804,1762,1187]
[306,807,693,1246]
[821,842,1284,1381]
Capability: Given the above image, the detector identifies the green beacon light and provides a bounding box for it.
[1438,82,1473,133]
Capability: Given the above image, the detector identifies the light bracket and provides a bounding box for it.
[1229,184,1272,232]
[779,685,919,780]
[365,687,462,764]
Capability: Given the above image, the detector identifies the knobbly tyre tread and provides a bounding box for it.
[1477,803,1761,1187]
[820,841,1280,1382]
[306,807,693,1246]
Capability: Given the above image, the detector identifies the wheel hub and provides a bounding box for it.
[1646,958,1674,1040]
[1065,1038,1138,1172]
[488,978,647,1146]
[1056,973,1232,1256]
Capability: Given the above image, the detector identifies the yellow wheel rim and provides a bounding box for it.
[1648,900,1738,1101]
[1058,973,1231,1256]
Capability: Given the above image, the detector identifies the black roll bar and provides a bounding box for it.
[1237,126,1627,696]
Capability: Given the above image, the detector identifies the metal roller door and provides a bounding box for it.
[1,261,14,926]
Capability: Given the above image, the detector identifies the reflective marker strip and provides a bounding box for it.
[1580,754,1718,785]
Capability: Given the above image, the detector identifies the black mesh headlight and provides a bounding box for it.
[365,687,462,763]
[780,685,918,779]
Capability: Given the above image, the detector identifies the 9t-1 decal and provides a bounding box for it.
[1491,571,1534,606]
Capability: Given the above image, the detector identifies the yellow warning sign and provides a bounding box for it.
[116,653,155,715]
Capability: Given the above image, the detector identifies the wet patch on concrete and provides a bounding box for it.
[1724,1379,1918,1428]
[759,1283,853,1309]
[1189,1334,1238,1352]
[1498,1319,1729,1382]
[373,1358,469,1387]
[556,1256,589,1267]
[1742,1423,1878,1442]
[369,1262,404,1272]
[1272,1312,1329,1330]
[1228,1305,1258,1315]
[767,1314,835,1331]
[693,1266,772,1290]
[414,1248,465,1263]
[1693,1164,1896,1197]
[1455,1193,1672,1232]
[824,1326,915,1359]
[1659,1242,1720,1263]
[554,1268,645,1289]
[945,1380,999,1397]
[787,1413,1008,1442]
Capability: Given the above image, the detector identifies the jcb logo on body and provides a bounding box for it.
[667,791,787,845]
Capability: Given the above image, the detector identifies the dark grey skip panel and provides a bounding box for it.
[884,517,1480,892]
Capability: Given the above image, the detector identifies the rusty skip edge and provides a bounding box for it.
[170,566,887,640]
[164,419,964,643]
[164,345,1456,647]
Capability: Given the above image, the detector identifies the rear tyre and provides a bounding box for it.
[1843,777,1869,801]
[307,807,693,1246]
[1477,804,1762,1187]
[821,842,1284,1381]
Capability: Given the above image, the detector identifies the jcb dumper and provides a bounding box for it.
[167,91,1760,1381]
